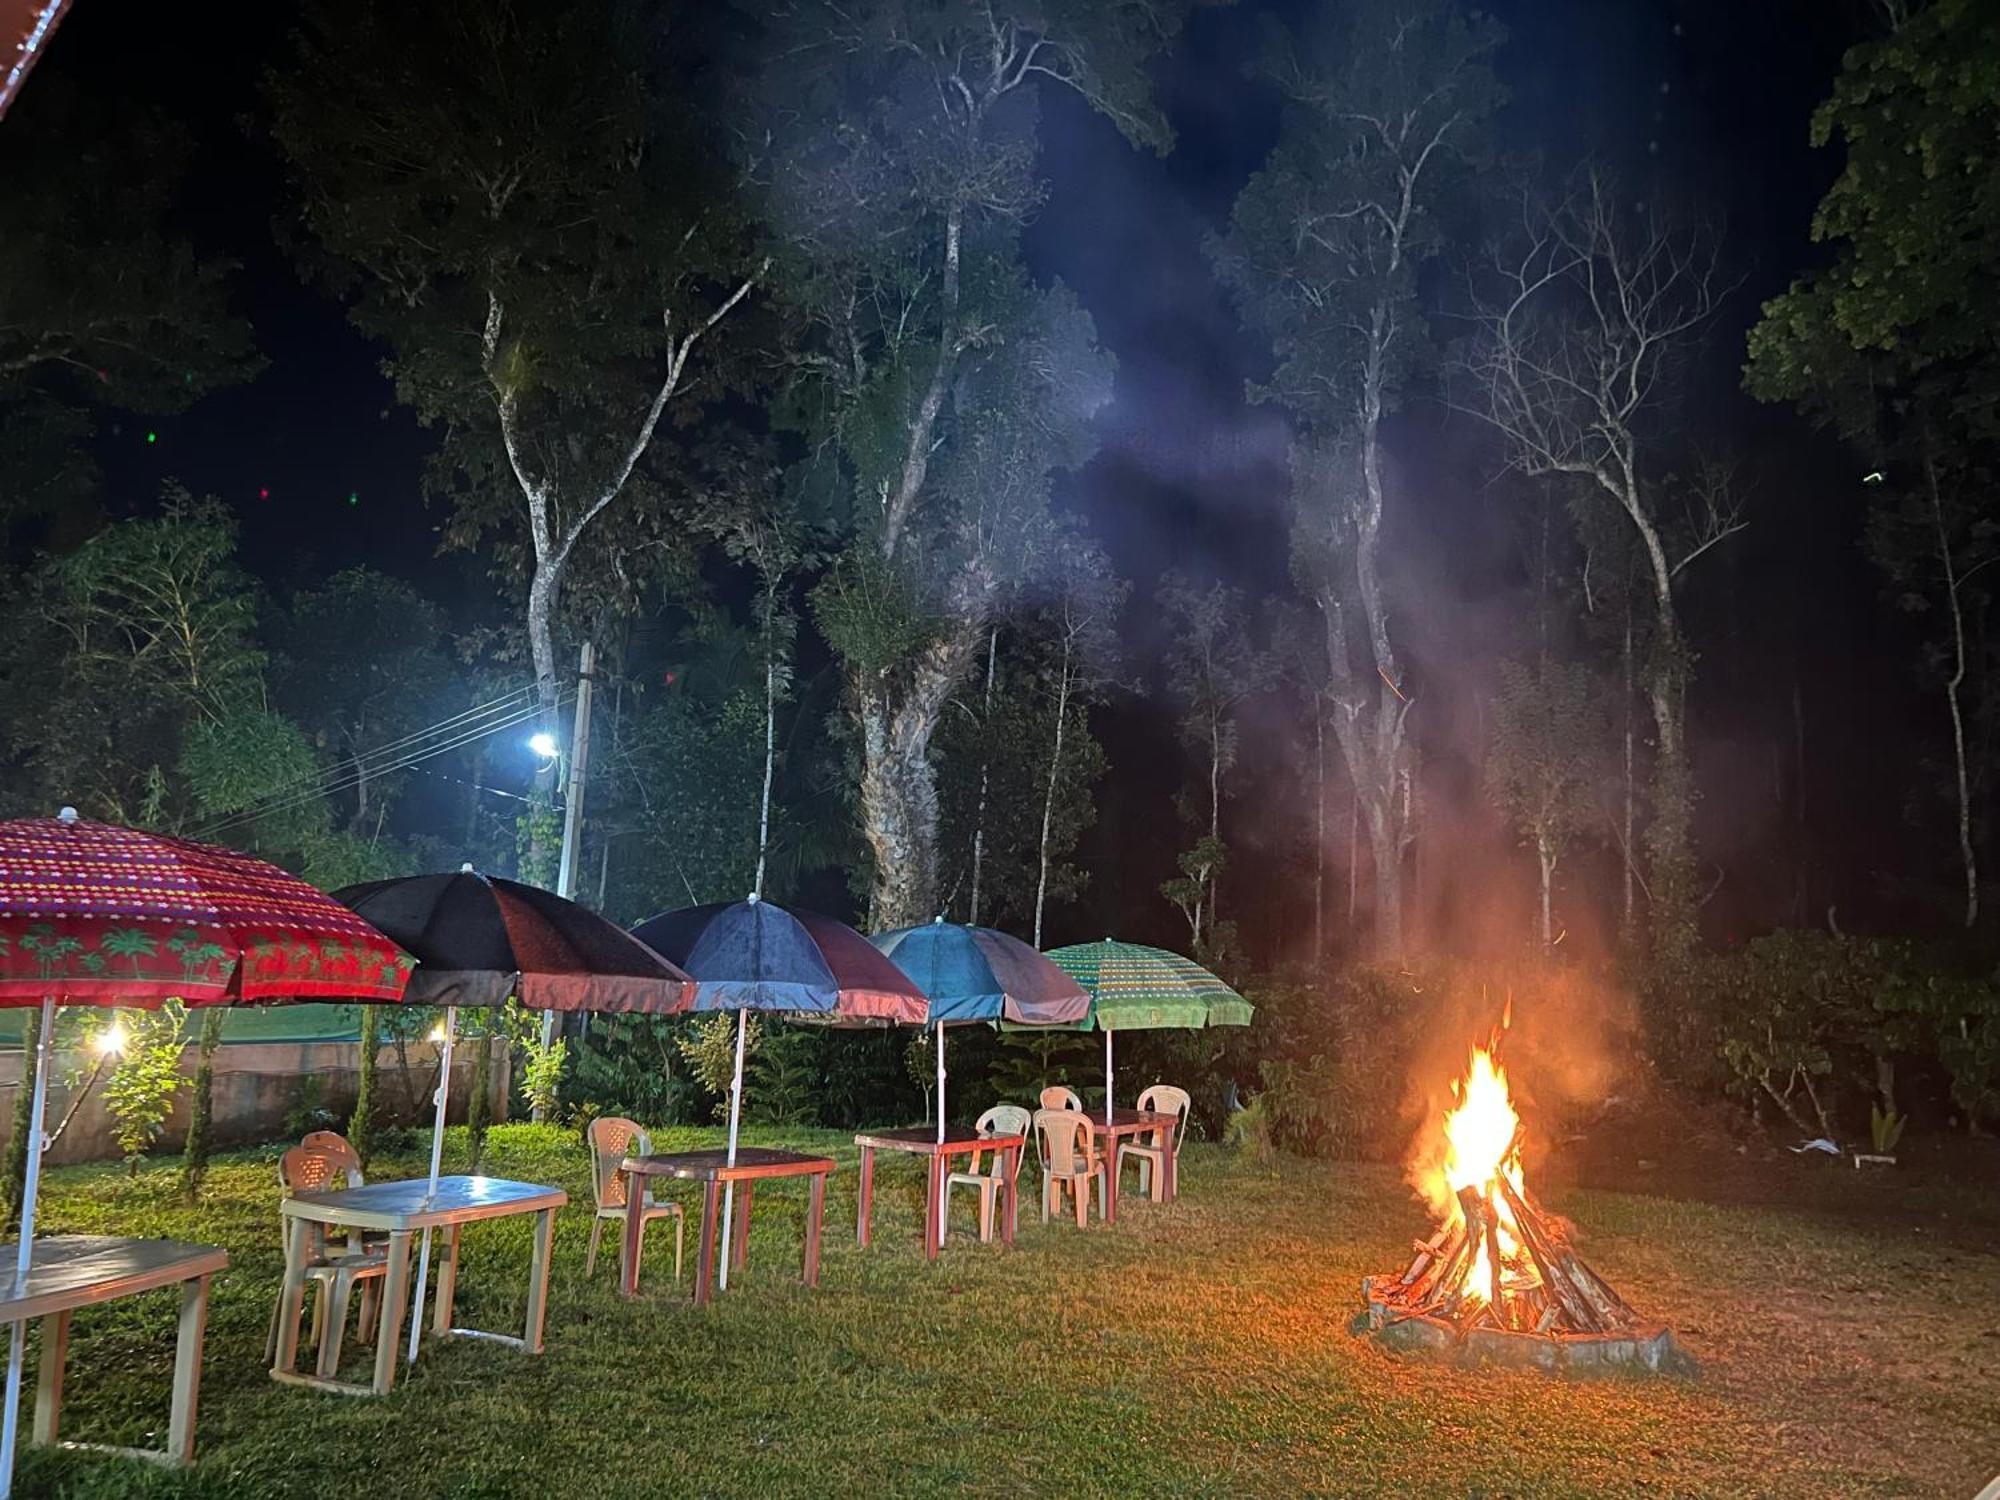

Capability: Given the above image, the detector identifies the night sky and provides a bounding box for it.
[26,0,1908,954]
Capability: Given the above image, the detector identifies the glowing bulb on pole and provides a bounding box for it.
[527,730,560,761]
[93,1022,127,1058]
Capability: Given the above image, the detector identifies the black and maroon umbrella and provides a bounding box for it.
[335,867,692,1015]
[334,867,690,1356]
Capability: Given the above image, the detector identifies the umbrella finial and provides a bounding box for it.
[56,806,78,824]
[933,913,945,924]
[460,861,476,873]
[746,891,760,904]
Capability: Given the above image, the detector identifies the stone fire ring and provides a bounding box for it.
[1353,1280,1699,1377]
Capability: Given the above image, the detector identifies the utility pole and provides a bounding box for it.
[534,640,594,1117]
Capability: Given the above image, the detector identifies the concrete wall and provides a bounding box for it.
[0,1039,512,1166]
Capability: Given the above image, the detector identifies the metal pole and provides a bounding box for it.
[1104,1028,1114,1126]
[718,1007,749,1293]
[935,1024,946,1145]
[536,641,595,1098]
[1,995,57,1499]
[408,1005,455,1362]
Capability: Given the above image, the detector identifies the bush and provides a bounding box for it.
[1671,930,2000,1139]
[103,1000,189,1173]
[179,1007,225,1199]
[567,1014,696,1124]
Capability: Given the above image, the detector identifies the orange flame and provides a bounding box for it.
[1417,1011,1541,1315]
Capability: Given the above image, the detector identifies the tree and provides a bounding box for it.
[936,539,1121,939]
[0,78,259,539]
[1486,658,1605,949]
[1155,573,1271,959]
[1456,169,1744,965]
[267,0,761,874]
[273,569,458,838]
[1745,0,2000,927]
[757,0,1185,928]
[1210,0,1503,959]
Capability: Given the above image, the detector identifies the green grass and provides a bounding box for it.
[15,1124,2000,1498]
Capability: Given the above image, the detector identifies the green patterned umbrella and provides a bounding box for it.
[1043,939,1253,1122]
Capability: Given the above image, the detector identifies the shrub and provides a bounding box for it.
[179,1007,225,1199]
[567,1014,695,1124]
[103,1000,188,1173]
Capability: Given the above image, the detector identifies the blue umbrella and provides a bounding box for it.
[631,897,926,1287]
[872,919,1088,1142]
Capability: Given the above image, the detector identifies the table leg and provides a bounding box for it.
[1103,1137,1120,1225]
[694,1181,721,1306]
[433,1223,462,1334]
[371,1231,414,1396]
[621,1169,647,1298]
[167,1274,210,1465]
[803,1171,825,1287]
[1002,1144,1020,1245]
[31,1310,68,1447]
[924,1153,944,1260]
[731,1184,754,1272]
[856,1145,875,1247]
[524,1207,554,1354]
[271,1217,311,1377]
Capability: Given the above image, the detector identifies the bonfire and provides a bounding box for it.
[1356,1020,1689,1374]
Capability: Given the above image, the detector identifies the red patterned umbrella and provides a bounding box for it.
[0,809,411,1495]
[0,811,411,1006]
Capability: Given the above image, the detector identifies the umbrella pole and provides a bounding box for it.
[936,1024,946,1146]
[719,1007,748,1293]
[1104,1028,1114,1125]
[408,1005,456,1363]
[1,995,56,1500]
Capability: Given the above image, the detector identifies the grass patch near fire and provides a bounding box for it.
[16,1125,1999,1498]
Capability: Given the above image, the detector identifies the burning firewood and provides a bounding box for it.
[1354,1027,1691,1375]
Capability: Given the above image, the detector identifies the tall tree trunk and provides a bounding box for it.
[1929,457,1979,927]
[754,648,776,901]
[1364,798,1402,959]
[1620,600,1636,940]
[1313,702,1327,965]
[1537,834,1554,951]
[968,627,998,926]
[858,621,982,929]
[1033,636,1075,949]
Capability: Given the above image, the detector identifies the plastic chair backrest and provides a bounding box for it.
[1038,1084,1083,1113]
[279,1145,343,1195]
[972,1104,1032,1177]
[587,1116,649,1211]
[1136,1084,1193,1151]
[1034,1108,1092,1175]
[300,1131,365,1186]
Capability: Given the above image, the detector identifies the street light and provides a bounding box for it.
[527,730,560,760]
[93,1022,127,1058]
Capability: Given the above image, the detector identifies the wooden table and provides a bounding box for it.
[854,1126,1025,1258]
[620,1149,833,1305]
[0,1234,226,1469]
[272,1175,566,1397]
[1088,1109,1179,1224]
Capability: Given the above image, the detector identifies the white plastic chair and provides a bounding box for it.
[1038,1084,1084,1113]
[1118,1083,1192,1202]
[585,1116,684,1284]
[942,1104,1031,1243]
[1033,1107,1104,1227]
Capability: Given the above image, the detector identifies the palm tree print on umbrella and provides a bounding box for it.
[99,928,159,977]
[166,928,228,985]
[19,925,80,980]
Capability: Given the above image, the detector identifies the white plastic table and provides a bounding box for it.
[0,1234,226,1468]
[271,1175,565,1396]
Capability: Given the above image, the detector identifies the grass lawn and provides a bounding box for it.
[14,1123,1999,1498]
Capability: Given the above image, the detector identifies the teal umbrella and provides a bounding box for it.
[1043,939,1253,1123]
[872,918,1088,1142]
